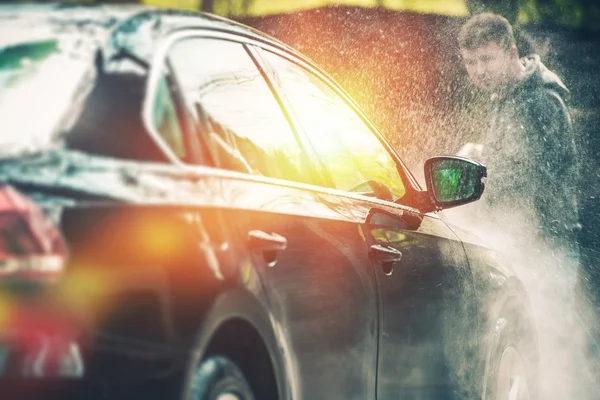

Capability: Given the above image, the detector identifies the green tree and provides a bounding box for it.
[199,0,253,15]
[199,0,216,12]
[466,0,599,30]
[466,0,520,23]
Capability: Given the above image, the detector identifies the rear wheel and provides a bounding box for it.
[187,356,254,400]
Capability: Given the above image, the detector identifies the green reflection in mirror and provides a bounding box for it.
[431,160,478,203]
[371,228,406,245]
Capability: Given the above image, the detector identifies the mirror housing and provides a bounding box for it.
[423,156,486,211]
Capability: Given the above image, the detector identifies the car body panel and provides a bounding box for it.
[366,212,478,398]
[220,190,380,398]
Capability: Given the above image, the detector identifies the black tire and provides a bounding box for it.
[187,356,254,400]
[483,298,539,400]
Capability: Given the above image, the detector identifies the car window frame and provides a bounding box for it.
[143,26,424,213]
[250,44,423,206]
[153,57,204,164]
[143,28,330,185]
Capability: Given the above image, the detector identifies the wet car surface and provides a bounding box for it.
[0,5,537,400]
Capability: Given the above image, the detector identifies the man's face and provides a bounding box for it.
[461,41,515,92]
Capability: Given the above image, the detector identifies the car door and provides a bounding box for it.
[154,32,381,399]
[257,48,479,399]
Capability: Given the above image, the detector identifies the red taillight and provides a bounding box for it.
[0,186,82,378]
[0,185,66,284]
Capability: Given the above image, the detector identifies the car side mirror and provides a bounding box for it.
[423,156,486,211]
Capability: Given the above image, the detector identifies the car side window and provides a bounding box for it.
[262,50,406,202]
[165,37,315,185]
[151,74,187,159]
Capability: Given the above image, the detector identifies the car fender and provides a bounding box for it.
[182,287,297,400]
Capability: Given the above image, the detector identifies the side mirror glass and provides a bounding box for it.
[424,156,486,210]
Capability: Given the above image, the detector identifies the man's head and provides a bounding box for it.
[459,13,522,92]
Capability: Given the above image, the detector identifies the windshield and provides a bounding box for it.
[0,38,93,159]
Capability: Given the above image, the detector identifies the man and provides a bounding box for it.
[458,14,595,399]
[458,12,579,252]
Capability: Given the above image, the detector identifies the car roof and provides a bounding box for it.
[0,4,299,56]
[0,3,329,161]
[0,4,328,99]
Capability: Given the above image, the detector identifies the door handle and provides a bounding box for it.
[369,245,403,262]
[248,230,287,267]
[369,245,402,275]
[247,230,287,251]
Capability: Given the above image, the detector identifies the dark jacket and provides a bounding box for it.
[481,54,579,242]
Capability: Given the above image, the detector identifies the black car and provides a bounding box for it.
[0,5,537,400]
